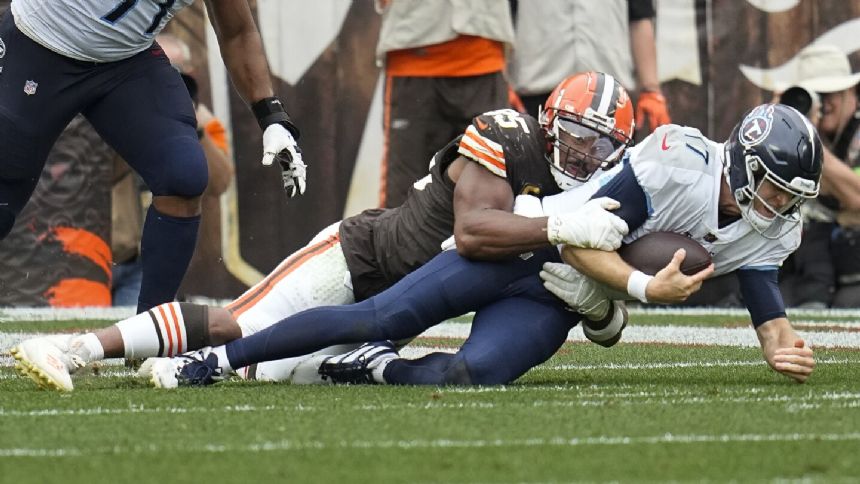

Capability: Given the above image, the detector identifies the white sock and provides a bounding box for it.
[210,345,233,373]
[69,333,105,363]
[115,311,163,359]
[371,354,397,384]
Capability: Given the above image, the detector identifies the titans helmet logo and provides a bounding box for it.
[739,104,775,147]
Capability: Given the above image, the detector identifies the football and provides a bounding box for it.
[618,232,712,276]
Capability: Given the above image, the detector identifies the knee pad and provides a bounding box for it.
[148,138,209,197]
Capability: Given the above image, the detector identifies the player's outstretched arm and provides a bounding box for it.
[205,1,306,196]
[755,318,815,383]
[452,161,554,259]
[205,0,273,105]
[452,163,628,259]
[559,246,713,304]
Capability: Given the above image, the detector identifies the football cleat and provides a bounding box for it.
[318,341,398,384]
[148,348,226,388]
[11,336,85,392]
[582,300,628,348]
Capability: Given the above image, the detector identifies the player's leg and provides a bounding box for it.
[0,12,89,239]
[14,222,353,390]
[176,248,562,386]
[142,223,357,386]
[215,222,359,382]
[83,46,206,313]
[385,293,576,385]
[322,274,577,385]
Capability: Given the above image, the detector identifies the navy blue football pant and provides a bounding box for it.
[0,13,207,309]
[225,248,581,385]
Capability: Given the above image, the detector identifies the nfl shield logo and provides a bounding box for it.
[24,80,38,95]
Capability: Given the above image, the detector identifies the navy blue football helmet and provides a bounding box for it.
[723,103,822,237]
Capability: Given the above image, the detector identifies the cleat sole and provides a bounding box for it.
[11,345,72,392]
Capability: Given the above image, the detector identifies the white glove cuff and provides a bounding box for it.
[627,270,654,303]
[546,216,562,245]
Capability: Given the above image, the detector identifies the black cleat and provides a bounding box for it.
[318,341,398,384]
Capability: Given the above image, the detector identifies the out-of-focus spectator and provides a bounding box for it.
[801,45,860,307]
[777,44,860,308]
[375,0,515,208]
[509,0,669,134]
[110,158,146,306]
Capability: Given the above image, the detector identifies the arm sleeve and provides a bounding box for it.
[737,268,786,327]
[590,161,650,233]
[628,0,655,21]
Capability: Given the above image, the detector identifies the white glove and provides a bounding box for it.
[513,194,545,218]
[540,262,611,320]
[262,124,306,197]
[546,197,627,250]
[540,262,628,347]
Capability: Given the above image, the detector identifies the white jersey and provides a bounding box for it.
[543,124,801,276]
[11,0,195,62]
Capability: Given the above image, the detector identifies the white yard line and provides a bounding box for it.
[2,432,860,457]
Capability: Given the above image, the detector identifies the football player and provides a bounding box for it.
[12,71,636,391]
[0,1,305,314]
[157,103,820,387]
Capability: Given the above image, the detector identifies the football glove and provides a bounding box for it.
[540,262,611,321]
[635,91,671,133]
[253,97,306,197]
[262,124,306,197]
[546,197,628,250]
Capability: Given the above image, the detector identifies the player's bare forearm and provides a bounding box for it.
[455,210,553,259]
[206,0,275,105]
[562,245,713,304]
[453,160,552,259]
[755,318,815,383]
[629,18,660,93]
[561,246,633,293]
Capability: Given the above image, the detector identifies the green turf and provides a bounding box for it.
[2,329,859,483]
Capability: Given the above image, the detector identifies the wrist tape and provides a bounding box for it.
[251,97,300,139]
[627,270,654,303]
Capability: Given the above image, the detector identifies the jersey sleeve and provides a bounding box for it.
[737,268,786,327]
[457,114,509,178]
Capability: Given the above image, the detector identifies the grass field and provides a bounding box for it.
[1,309,859,483]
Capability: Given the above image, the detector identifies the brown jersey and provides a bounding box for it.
[340,109,560,301]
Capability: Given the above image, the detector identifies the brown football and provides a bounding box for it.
[618,232,712,276]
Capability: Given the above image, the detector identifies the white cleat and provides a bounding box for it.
[11,336,84,392]
[136,357,158,379]
[147,357,183,389]
[147,347,226,389]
